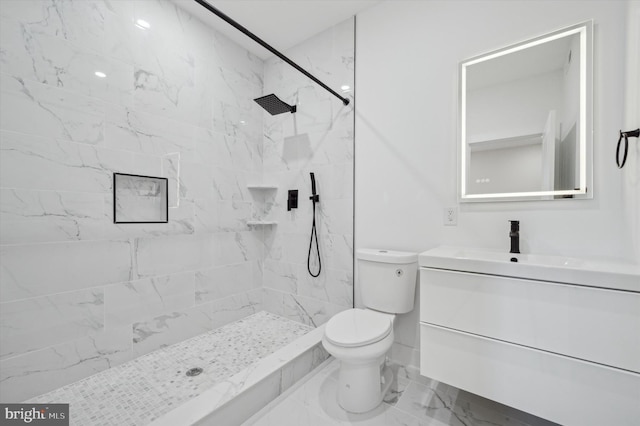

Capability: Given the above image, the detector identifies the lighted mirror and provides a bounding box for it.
[459,21,593,202]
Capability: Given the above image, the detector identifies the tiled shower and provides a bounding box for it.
[0,0,354,404]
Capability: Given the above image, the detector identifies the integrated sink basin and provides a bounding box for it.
[419,246,640,292]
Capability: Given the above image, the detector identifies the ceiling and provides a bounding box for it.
[174,0,382,59]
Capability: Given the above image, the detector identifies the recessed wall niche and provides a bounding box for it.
[113,173,168,223]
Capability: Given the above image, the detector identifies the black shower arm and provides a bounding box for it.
[193,0,350,106]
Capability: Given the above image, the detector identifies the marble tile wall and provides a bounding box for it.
[0,0,355,403]
[0,0,266,401]
[260,18,355,325]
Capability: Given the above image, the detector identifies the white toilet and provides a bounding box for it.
[322,248,418,413]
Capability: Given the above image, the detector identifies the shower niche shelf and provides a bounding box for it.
[247,184,278,190]
[247,220,277,226]
[247,185,278,227]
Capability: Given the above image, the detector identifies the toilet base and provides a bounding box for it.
[336,357,393,413]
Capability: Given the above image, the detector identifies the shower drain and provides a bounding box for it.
[185,367,203,377]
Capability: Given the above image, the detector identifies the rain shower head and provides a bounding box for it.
[254,94,297,115]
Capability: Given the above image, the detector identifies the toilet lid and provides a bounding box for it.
[325,309,392,348]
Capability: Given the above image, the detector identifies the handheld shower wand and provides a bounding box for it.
[307,173,321,277]
[309,173,319,203]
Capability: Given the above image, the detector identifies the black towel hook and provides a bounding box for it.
[616,128,639,168]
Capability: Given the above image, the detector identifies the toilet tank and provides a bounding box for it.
[358,249,418,314]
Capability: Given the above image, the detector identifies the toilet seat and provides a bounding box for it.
[324,309,392,348]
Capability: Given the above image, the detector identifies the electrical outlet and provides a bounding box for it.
[444,207,457,226]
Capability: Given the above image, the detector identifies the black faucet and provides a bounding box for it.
[509,220,520,254]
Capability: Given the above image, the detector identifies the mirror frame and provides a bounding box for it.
[458,20,593,202]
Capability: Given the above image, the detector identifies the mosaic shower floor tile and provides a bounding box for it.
[27,312,312,426]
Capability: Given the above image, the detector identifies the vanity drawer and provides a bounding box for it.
[420,268,640,372]
[420,323,640,426]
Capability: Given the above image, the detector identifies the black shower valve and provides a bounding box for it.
[287,190,298,211]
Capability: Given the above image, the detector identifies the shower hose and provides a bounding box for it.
[307,199,321,277]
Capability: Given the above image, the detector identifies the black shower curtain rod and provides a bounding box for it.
[193,0,350,106]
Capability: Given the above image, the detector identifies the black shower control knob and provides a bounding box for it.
[287,190,298,211]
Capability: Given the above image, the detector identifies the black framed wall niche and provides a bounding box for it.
[113,173,169,224]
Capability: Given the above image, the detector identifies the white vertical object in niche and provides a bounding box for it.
[162,152,181,208]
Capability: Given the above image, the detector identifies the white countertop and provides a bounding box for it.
[419,246,640,293]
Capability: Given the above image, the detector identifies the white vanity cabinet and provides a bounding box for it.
[418,247,640,426]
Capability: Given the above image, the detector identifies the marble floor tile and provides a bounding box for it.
[248,395,332,426]
[245,358,558,426]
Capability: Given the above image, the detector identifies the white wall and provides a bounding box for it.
[624,1,640,264]
[355,0,635,364]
